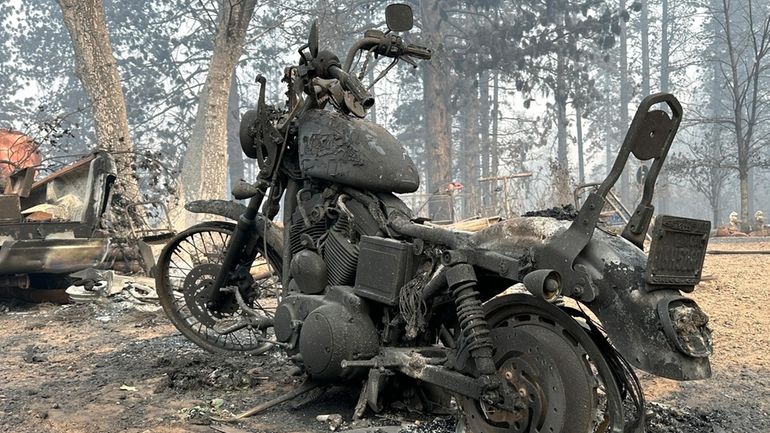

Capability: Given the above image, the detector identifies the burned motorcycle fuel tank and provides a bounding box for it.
[297,109,420,193]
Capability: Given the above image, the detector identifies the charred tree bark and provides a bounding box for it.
[553,9,572,205]
[554,14,569,174]
[479,69,491,208]
[641,0,650,97]
[554,44,571,206]
[708,9,724,227]
[576,106,585,184]
[661,0,670,94]
[57,0,141,212]
[639,0,653,211]
[180,0,257,224]
[619,0,630,206]
[603,71,612,176]
[421,0,452,219]
[491,72,500,178]
[227,72,244,196]
[657,0,672,215]
[555,59,569,172]
[460,68,481,218]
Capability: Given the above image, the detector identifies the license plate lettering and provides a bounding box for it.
[646,216,710,287]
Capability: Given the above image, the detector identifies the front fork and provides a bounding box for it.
[210,185,268,307]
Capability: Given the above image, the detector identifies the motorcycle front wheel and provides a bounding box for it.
[156,221,281,354]
[458,294,626,433]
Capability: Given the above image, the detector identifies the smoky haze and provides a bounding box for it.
[1,0,769,231]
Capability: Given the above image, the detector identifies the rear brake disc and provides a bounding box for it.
[459,295,623,433]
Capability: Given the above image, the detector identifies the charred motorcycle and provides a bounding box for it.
[157,5,712,432]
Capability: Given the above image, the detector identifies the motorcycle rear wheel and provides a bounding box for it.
[156,221,280,354]
[459,295,624,433]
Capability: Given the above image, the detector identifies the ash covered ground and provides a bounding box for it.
[0,241,767,433]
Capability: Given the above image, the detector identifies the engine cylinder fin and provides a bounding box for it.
[323,229,359,286]
[332,214,351,234]
[289,218,327,254]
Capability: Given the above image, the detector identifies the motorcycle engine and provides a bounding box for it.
[296,286,379,379]
[274,190,384,380]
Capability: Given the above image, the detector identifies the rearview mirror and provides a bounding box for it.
[385,4,413,32]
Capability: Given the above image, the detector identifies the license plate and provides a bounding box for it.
[646,215,710,288]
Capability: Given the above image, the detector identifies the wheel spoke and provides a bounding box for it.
[156,224,277,354]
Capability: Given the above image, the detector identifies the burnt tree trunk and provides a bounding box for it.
[660,0,670,94]
[553,9,572,207]
[555,53,568,172]
[227,72,244,196]
[657,0,671,215]
[708,29,723,226]
[57,0,141,213]
[421,0,452,219]
[554,45,571,206]
[479,69,491,208]
[603,71,613,176]
[619,0,630,205]
[641,0,650,97]
[491,72,500,178]
[639,0,653,210]
[576,106,585,185]
[180,0,257,224]
[460,67,480,218]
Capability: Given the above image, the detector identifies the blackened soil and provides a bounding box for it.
[0,300,428,433]
[0,262,763,433]
[522,204,578,220]
[645,402,728,433]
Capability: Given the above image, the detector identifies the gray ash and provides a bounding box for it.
[398,418,456,433]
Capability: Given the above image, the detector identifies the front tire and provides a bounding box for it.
[156,221,280,354]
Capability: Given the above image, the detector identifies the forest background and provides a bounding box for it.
[2,0,769,228]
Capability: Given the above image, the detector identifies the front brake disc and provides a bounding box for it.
[182,263,237,327]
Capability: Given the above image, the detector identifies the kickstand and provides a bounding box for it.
[212,380,322,422]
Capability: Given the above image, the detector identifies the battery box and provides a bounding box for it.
[354,236,417,306]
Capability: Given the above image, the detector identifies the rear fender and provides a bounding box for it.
[471,217,712,381]
[573,230,712,380]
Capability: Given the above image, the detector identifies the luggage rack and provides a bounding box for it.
[537,93,700,299]
[573,182,652,242]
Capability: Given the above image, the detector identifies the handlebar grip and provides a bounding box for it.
[328,65,375,109]
[404,44,432,60]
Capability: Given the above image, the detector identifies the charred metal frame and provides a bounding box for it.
[0,152,116,279]
[537,94,691,299]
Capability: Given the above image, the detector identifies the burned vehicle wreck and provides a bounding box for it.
[155,4,712,433]
[0,152,116,295]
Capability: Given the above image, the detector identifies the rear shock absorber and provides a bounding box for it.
[444,254,499,399]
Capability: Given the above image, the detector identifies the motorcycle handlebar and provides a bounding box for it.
[342,36,432,71]
[403,44,432,60]
[343,37,382,71]
[327,65,375,109]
